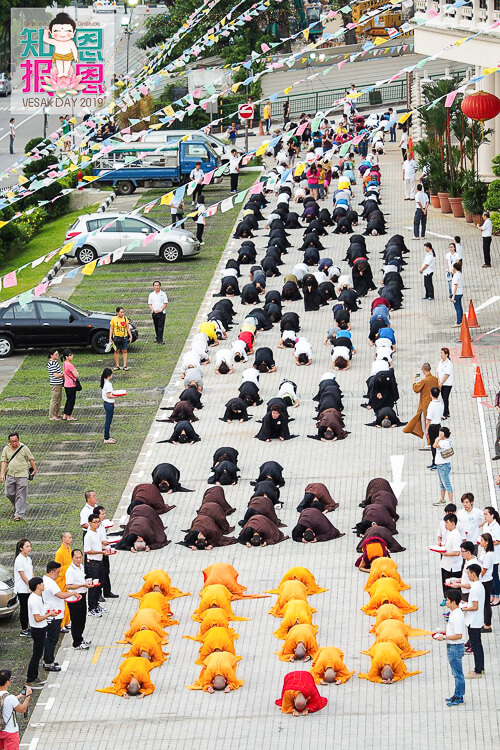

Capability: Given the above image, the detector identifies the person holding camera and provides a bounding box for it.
[0,432,37,521]
[0,669,32,748]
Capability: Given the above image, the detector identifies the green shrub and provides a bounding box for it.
[491,211,500,236]
[485,179,500,212]
[16,208,48,243]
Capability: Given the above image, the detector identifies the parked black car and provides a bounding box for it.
[0,297,138,358]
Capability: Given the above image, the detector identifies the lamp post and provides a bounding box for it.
[122,0,138,76]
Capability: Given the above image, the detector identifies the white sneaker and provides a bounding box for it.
[103,438,117,444]
[88,609,102,618]
[73,643,90,650]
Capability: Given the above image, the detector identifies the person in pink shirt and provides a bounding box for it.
[62,349,80,421]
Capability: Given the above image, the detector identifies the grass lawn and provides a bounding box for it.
[0,205,99,304]
[0,172,255,702]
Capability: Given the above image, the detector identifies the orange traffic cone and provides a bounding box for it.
[467,300,479,328]
[472,366,487,398]
[146,2,150,11]
[259,120,264,136]
[458,313,468,342]
[460,315,474,358]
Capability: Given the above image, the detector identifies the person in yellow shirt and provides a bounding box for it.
[263,101,271,134]
[54,531,72,630]
[108,306,132,371]
[199,321,218,346]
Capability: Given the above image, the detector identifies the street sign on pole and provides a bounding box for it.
[238,103,254,120]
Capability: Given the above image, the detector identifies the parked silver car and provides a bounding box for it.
[0,73,12,97]
[65,212,200,264]
[0,563,18,619]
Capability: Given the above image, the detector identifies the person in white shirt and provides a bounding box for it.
[181,351,202,378]
[436,503,459,547]
[42,561,73,672]
[444,241,461,296]
[191,333,210,363]
[440,512,462,605]
[450,260,463,327]
[196,196,206,245]
[170,197,185,228]
[413,184,429,239]
[446,540,477,601]
[0,669,32,740]
[478,533,495,631]
[231,339,248,363]
[241,367,259,387]
[476,210,493,267]
[214,349,234,375]
[229,149,240,193]
[399,128,408,160]
[457,493,483,545]
[189,161,204,204]
[83,514,108,617]
[370,358,390,377]
[101,368,116,445]
[14,538,33,636]
[434,589,466,705]
[433,426,453,506]
[425,386,444,470]
[332,345,351,371]
[419,242,435,300]
[403,154,417,200]
[482,506,500,605]
[462,564,485,677]
[294,337,313,366]
[453,236,463,259]
[26,577,58,688]
[277,378,299,408]
[65,549,93,650]
[147,280,168,345]
[437,347,454,419]
[80,490,98,530]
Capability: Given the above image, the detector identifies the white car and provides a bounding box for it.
[93,0,117,12]
[65,212,200,264]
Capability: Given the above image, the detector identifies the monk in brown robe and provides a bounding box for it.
[363,477,397,507]
[196,503,235,534]
[366,491,399,519]
[361,504,398,536]
[198,486,236,516]
[292,508,344,543]
[300,483,339,512]
[308,408,350,441]
[130,484,175,514]
[239,496,286,528]
[238,515,289,546]
[182,516,237,550]
[356,523,406,553]
[402,363,439,439]
[116,504,170,551]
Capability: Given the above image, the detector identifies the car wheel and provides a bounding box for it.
[116,181,134,196]
[0,335,14,358]
[76,245,98,265]
[160,243,181,263]
[91,330,109,354]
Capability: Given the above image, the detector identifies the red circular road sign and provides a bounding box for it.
[238,103,255,120]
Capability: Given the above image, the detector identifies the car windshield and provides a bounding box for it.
[64,300,91,316]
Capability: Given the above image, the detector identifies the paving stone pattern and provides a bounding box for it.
[21,144,500,750]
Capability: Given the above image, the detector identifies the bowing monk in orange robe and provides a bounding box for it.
[358,642,420,683]
[266,567,327,595]
[361,578,418,616]
[310,646,355,685]
[273,599,315,639]
[122,630,168,667]
[118,608,168,644]
[183,608,238,642]
[195,626,238,664]
[277,623,319,662]
[187,651,244,692]
[97,656,155,697]
[365,619,430,659]
[130,569,190,600]
[201,563,267,600]
[364,558,410,592]
[54,533,72,628]
[192,584,249,622]
[369,603,429,635]
[269,580,316,617]
[138,592,178,626]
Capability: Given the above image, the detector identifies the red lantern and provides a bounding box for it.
[461,91,500,123]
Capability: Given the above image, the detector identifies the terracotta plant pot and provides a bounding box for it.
[438,192,452,213]
[464,212,473,223]
[430,194,440,209]
[472,214,482,225]
[449,197,464,218]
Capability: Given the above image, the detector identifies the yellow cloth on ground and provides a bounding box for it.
[130,569,190,600]
[361,579,418,616]
[122,630,168,668]
[195,626,238,664]
[138,592,178,625]
[54,543,72,628]
[364,558,410,592]
[118,609,168,644]
[273,600,315,639]
[192,585,249,622]
[186,651,244,691]
[266,567,327,595]
[96,656,155,696]
[310,646,355,684]
[201,563,268,599]
[364,619,430,659]
[183,608,237,641]
[276,623,319,662]
[358,642,420,683]
[269,581,315,618]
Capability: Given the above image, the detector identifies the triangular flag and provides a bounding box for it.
[81,260,97,276]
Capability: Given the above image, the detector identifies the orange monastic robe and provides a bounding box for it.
[118,609,168,644]
[273,599,315,639]
[310,647,355,684]
[269,581,316,618]
[192,585,249,622]
[276,623,319,662]
[183,608,238,642]
[364,558,410,592]
[368,604,430,636]
[54,543,72,628]
[366,619,430,659]
[130,569,190,600]
[201,563,267,599]
[266,567,327,595]
[122,630,168,668]
[358,642,420,683]
[361,578,418,616]
[195,626,238,664]
[138,592,178,626]
[96,656,155,696]
[187,651,244,691]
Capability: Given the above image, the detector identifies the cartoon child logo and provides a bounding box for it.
[42,12,85,96]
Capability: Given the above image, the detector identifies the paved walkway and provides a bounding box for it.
[20,143,500,750]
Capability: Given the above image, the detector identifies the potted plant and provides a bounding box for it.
[462,178,488,224]
[448,175,465,218]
